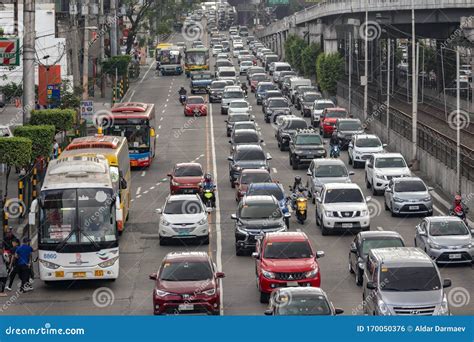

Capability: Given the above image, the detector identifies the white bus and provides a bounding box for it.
[29,155,124,282]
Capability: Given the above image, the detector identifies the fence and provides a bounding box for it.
[337,81,474,181]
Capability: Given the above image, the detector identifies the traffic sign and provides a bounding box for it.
[0,38,20,66]
[80,100,94,124]
[268,0,289,5]
[47,84,61,108]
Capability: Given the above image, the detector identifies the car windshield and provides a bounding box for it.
[187,97,204,104]
[160,261,213,281]
[339,122,362,131]
[247,187,284,201]
[356,138,381,147]
[315,102,334,110]
[303,94,320,102]
[224,91,244,99]
[174,165,203,177]
[235,149,265,161]
[240,173,271,184]
[295,135,321,146]
[375,157,406,168]
[287,120,307,130]
[325,111,347,118]
[258,84,275,92]
[269,99,288,108]
[324,188,364,203]
[220,71,236,77]
[229,114,250,123]
[264,241,313,259]
[164,200,203,214]
[381,267,441,292]
[234,123,255,130]
[192,73,211,80]
[429,220,469,236]
[394,180,426,192]
[240,203,281,219]
[234,132,259,143]
[217,61,232,67]
[214,45,223,49]
[276,66,292,72]
[249,68,265,75]
[361,238,404,255]
[230,102,248,108]
[241,61,253,66]
[314,165,347,177]
[275,294,331,316]
[211,82,226,89]
[252,74,266,81]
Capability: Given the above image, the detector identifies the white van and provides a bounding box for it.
[271,62,291,80]
[289,78,312,103]
[217,66,237,83]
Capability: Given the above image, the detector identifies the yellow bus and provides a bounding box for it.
[155,43,174,61]
[60,135,131,234]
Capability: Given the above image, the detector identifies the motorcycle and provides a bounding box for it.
[289,187,308,224]
[3,249,13,268]
[330,144,340,158]
[449,205,469,225]
[201,185,216,208]
[179,94,187,105]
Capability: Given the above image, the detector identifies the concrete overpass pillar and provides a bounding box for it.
[308,21,323,46]
[323,24,338,53]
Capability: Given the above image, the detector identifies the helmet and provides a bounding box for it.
[297,184,305,192]
[454,194,462,203]
[294,176,301,184]
[204,173,212,181]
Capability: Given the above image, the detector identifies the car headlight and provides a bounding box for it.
[393,197,404,203]
[305,266,319,278]
[155,289,172,297]
[437,295,450,315]
[374,172,385,179]
[360,210,369,216]
[294,150,303,154]
[98,256,119,268]
[39,259,60,269]
[461,242,473,248]
[378,300,391,315]
[171,180,180,186]
[421,196,432,202]
[428,239,442,250]
[202,288,216,296]
[262,269,276,279]
[198,217,208,225]
[161,218,171,227]
[234,166,242,171]
[236,226,248,235]
[324,210,334,217]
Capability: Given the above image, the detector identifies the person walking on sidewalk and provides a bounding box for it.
[0,248,8,297]
[12,238,34,293]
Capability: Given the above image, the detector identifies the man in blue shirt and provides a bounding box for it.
[14,238,34,292]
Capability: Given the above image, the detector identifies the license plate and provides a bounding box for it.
[409,206,419,210]
[178,304,194,311]
[307,155,313,158]
[55,271,64,278]
[287,281,298,287]
[179,231,190,236]
[95,270,104,277]
[342,223,353,228]
[449,254,461,259]
[73,272,86,278]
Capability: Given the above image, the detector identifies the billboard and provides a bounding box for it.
[0,38,20,66]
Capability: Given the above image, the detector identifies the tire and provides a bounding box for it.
[372,185,379,196]
[285,217,290,229]
[201,236,210,245]
[231,180,235,188]
[260,291,270,303]
[321,224,329,236]
[279,142,284,152]
[365,174,371,189]
[391,210,398,217]
[289,154,292,165]
[159,237,168,246]
[235,246,245,256]
[292,157,298,170]
[384,200,389,210]
[315,209,320,226]
[348,259,354,274]
[348,155,353,165]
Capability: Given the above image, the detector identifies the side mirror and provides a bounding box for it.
[366,163,373,169]
[350,242,357,253]
[443,279,452,288]
[348,171,355,176]
[227,156,233,161]
[316,251,325,258]
[252,252,260,259]
[382,143,388,147]
[149,273,157,280]
[366,196,372,202]
[316,197,322,203]
[234,181,240,186]
[266,154,272,160]
[155,208,163,214]
[366,281,376,290]
[264,309,273,316]
[307,170,312,176]
[120,177,128,190]
[28,198,38,226]
[167,173,172,177]
[335,308,344,315]
[216,272,225,278]
[206,207,213,214]
[231,213,238,220]
[428,186,434,191]
[260,139,264,143]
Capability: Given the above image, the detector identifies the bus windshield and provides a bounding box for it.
[186,52,206,65]
[39,188,117,245]
[106,124,150,153]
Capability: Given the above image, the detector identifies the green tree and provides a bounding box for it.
[30,109,75,134]
[284,35,298,65]
[14,125,55,160]
[301,42,322,77]
[316,53,344,96]
[0,137,32,198]
[289,37,307,72]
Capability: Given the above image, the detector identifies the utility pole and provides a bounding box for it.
[110,0,118,56]
[411,0,418,165]
[363,0,368,120]
[23,0,36,124]
[98,0,105,98]
[70,1,80,89]
[348,31,352,116]
[13,0,18,35]
[82,0,90,100]
[386,38,391,144]
[456,46,461,193]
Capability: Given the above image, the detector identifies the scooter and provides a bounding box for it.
[330,144,340,158]
[202,185,216,208]
[179,94,187,105]
[289,187,308,224]
[449,205,469,226]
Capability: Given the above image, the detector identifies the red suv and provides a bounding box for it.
[253,232,325,303]
[235,169,272,202]
[149,252,225,315]
[319,107,348,138]
[168,163,204,194]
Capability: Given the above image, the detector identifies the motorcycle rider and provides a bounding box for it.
[292,175,302,192]
[201,173,216,206]
[178,87,187,104]
[241,82,248,96]
[329,132,340,158]
[2,228,19,254]
[449,194,469,222]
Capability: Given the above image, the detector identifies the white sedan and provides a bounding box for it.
[228,100,252,115]
[239,61,254,75]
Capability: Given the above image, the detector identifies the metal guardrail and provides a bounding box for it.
[338,81,474,181]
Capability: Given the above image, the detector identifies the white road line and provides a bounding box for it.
[156,134,159,138]
[160,117,164,121]
[166,98,169,102]
[128,90,136,100]
[141,171,146,177]
[209,97,224,315]
[272,168,278,173]
[140,61,155,83]
[376,226,384,231]
[150,186,155,190]
[143,190,149,194]
[164,104,168,107]
[158,125,161,129]
[136,195,142,199]
[136,187,141,195]
[296,228,301,232]
[162,110,165,113]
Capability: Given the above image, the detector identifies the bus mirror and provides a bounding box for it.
[120,177,128,190]
[150,128,156,137]
[28,199,38,226]
[116,206,123,223]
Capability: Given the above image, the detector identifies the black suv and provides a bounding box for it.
[261,90,283,111]
[208,80,227,103]
[232,195,288,256]
[229,129,263,153]
[264,97,291,123]
[289,129,326,169]
[294,86,318,108]
[299,91,322,117]
[276,117,308,151]
[228,145,272,187]
[335,118,364,150]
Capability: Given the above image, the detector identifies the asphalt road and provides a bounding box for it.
[1,31,472,316]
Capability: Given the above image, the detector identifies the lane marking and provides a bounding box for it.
[141,171,146,177]
[376,226,384,231]
[158,125,161,129]
[136,187,141,195]
[136,194,142,199]
[272,168,278,173]
[143,190,149,194]
[150,186,155,190]
[160,117,164,121]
